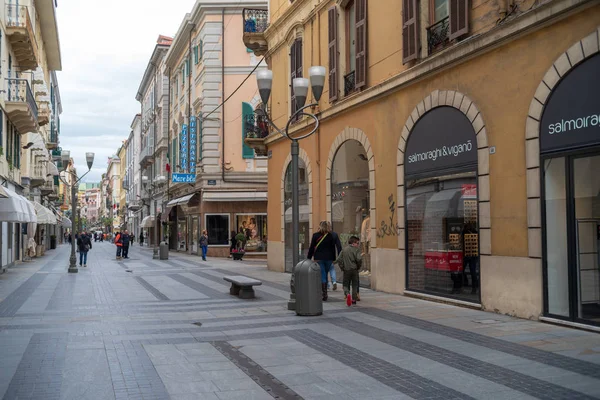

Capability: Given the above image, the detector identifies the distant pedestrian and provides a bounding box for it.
[199,230,208,261]
[121,230,131,259]
[335,236,362,306]
[130,234,135,246]
[77,231,92,267]
[139,232,144,246]
[229,230,237,258]
[307,221,342,301]
[114,231,123,260]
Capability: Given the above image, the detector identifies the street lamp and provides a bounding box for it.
[255,65,326,310]
[58,150,95,273]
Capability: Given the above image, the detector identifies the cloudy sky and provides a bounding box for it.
[56,0,196,182]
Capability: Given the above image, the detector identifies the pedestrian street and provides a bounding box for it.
[0,243,600,400]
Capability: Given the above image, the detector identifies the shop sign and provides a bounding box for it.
[461,184,477,199]
[540,54,600,154]
[180,124,188,172]
[172,173,195,183]
[405,107,477,178]
[424,251,464,272]
[207,179,217,186]
[189,117,197,174]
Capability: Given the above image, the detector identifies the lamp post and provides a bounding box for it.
[255,66,326,310]
[58,150,95,273]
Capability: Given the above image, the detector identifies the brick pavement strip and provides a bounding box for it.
[287,329,475,400]
[213,341,302,399]
[0,274,47,317]
[364,308,600,380]
[331,317,598,400]
[133,277,170,301]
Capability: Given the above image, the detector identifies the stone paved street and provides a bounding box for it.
[1,243,600,400]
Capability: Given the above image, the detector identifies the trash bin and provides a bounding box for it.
[159,242,169,260]
[293,259,323,316]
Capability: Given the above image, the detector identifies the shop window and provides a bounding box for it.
[331,139,371,287]
[235,214,267,252]
[284,159,309,272]
[205,214,230,245]
[177,217,187,251]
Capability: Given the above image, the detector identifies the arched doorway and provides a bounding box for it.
[404,106,480,303]
[528,37,600,325]
[331,139,371,287]
[284,159,310,272]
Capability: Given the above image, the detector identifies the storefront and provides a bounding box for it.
[404,106,480,303]
[166,193,200,254]
[538,52,600,326]
[330,139,371,287]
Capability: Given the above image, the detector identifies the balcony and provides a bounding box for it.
[5,4,39,71]
[5,78,39,134]
[242,8,268,56]
[41,181,55,196]
[46,122,58,149]
[427,17,450,54]
[139,144,155,167]
[30,165,45,188]
[344,71,356,97]
[243,113,269,156]
[128,200,142,212]
[38,101,50,126]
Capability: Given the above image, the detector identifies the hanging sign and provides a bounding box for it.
[180,124,188,172]
[189,117,197,174]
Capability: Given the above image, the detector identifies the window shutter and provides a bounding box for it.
[355,0,367,89]
[449,0,469,40]
[242,102,254,159]
[290,40,297,119]
[328,6,338,102]
[402,0,419,63]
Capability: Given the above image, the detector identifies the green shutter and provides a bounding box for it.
[242,102,254,159]
[194,46,199,64]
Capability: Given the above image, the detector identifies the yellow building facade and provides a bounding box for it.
[244,0,600,327]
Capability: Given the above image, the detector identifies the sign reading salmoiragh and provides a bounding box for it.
[405,106,478,178]
[540,54,600,154]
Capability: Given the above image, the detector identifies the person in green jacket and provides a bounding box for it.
[335,236,362,305]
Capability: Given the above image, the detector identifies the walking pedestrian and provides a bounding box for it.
[199,230,208,261]
[114,231,123,260]
[121,230,131,259]
[335,236,362,306]
[130,233,135,246]
[77,231,92,267]
[139,231,144,246]
[307,221,342,301]
[229,230,237,258]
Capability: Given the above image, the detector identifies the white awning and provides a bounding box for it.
[61,217,72,228]
[47,162,59,176]
[0,188,36,223]
[203,191,267,202]
[34,202,57,225]
[167,193,195,207]
[141,215,155,228]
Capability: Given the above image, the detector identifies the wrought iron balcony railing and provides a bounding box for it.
[244,114,269,139]
[243,9,268,33]
[427,17,450,54]
[6,78,38,119]
[344,71,355,97]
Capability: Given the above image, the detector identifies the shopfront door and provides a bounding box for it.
[543,153,600,325]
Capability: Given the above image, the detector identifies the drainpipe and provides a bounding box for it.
[220,7,266,185]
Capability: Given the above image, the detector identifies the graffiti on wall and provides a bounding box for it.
[376,194,402,238]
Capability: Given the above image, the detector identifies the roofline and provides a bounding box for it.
[135,44,171,101]
[130,113,141,128]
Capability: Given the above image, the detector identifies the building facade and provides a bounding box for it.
[125,115,142,235]
[244,0,600,328]
[0,0,63,269]
[164,0,268,258]
[137,36,172,246]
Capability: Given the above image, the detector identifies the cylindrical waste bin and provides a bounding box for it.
[159,242,169,260]
[293,260,323,316]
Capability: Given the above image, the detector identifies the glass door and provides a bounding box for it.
[543,153,600,325]
[573,155,600,323]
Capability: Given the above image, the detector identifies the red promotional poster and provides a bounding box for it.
[461,184,477,199]
[425,251,463,272]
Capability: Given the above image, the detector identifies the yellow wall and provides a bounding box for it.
[266,6,600,260]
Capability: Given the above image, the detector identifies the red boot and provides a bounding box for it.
[346,293,352,307]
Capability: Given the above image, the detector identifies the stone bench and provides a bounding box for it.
[223,275,262,299]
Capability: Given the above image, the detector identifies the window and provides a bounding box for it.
[194,45,199,64]
[328,6,338,102]
[242,102,254,159]
[205,214,230,245]
[235,214,267,252]
[290,38,302,121]
[185,59,190,76]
